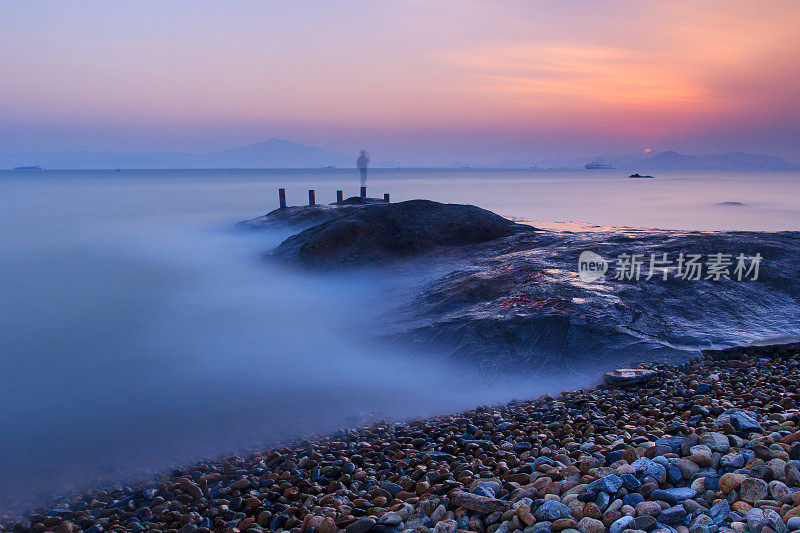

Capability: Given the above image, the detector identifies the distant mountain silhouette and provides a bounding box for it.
[0,138,353,169]
[532,151,798,170]
[635,151,798,170]
[2,142,797,171]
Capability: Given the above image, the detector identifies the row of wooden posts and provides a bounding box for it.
[278,187,389,208]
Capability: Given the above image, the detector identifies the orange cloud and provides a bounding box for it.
[427,1,800,137]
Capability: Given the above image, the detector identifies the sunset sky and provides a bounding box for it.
[2,0,799,164]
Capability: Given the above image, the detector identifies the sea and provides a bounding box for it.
[2,167,800,514]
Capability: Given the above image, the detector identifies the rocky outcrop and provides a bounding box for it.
[384,228,800,373]
[273,199,533,268]
[242,199,800,373]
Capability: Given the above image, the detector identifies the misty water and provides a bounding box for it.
[2,168,800,513]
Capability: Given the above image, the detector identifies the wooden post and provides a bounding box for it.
[360,186,367,198]
[337,190,343,203]
[278,188,286,208]
[384,193,390,203]
[308,189,315,206]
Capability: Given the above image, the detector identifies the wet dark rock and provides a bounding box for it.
[789,443,800,460]
[655,436,685,453]
[709,499,731,524]
[451,491,510,513]
[587,475,623,494]
[648,487,696,505]
[384,228,800,372]
[657,505,687,524]
[631,458,667,483]
[274,199,531,268]
[720,409,764,434]
[237,200,800,375]
[535,501,572,521]
[345,517,376,533]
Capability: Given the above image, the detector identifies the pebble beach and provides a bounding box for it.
[6,342,800,533]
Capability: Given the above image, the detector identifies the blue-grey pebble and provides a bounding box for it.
[709,499,730,525]
[534,501,572,522]
[667,465,682,484]
[650,487,697,505]
[595,491,611,511]
[610,515,635,533]
[632,457,667,483]
[623,493,645,507]
[621,473,641,490]
[588,474,624,494]
[658,506,687,525]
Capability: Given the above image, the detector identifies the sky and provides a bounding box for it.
[1,0,799,164]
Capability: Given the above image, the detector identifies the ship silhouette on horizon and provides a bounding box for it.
[584,158,614,169]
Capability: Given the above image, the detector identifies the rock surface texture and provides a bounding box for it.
[273,200,532,268]
[240,200,800,373]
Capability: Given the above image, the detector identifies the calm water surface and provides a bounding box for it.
[1,168,799,512]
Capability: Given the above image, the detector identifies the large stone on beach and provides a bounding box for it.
[720,473,747,494]
[717,409,763,434]
[786,463,800,487]
[768,480,793,504]
[656,435,685,451]
[709,499,731,524]
[746,508,767,533]
[451,491,511,513]
[609,515,635,533]
[657,506,687,524]
[517,504,536,527]
[649,488,697,505]
[634,515,657,531]
[434,519,457,533]
[587,475,624,494]
[634,501,662,517]
[274,199,529,267]
[230,478,251,490]
[784,506,800,522]
[381,481,404,497]
[631,457,667,483]
[765,509,789,533]
[603,368,658,387]
[535,501,573,521]
[740,477,769,504]
[577,517,605,533]
[675,458,700,480]
[346,518,377,533]
[698,432,731,453]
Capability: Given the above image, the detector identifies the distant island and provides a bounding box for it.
[467,151,799,170]
[1,140,797,170]
[631,150,798,171]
